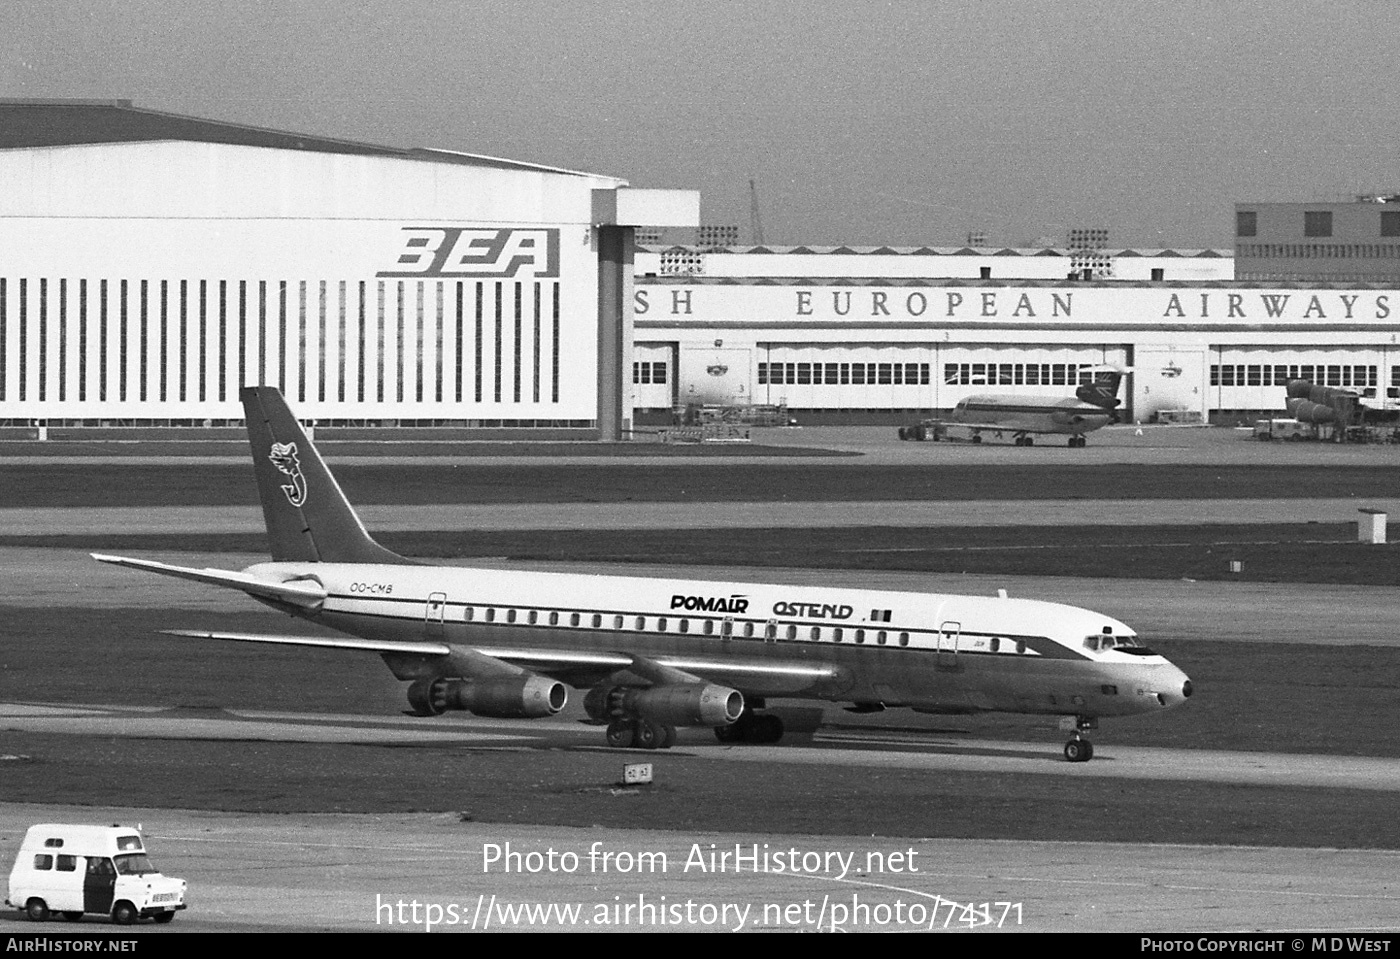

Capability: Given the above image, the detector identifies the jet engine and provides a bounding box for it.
[1285,398,1336,424]
[406,675,567,718]
[583,683,744,728]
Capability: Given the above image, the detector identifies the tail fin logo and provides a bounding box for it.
[269,442,308,507]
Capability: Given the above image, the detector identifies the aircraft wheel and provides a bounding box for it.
[25,898,49,922]
[914,425,927,441]
[633,720,660,750]
[1063,739,1093,763]
[714,723,739,744]
[1024,436,1034,446]
[605,720,635,748]
[755,714,785,744]
[658,724,677,748]
[971,434,982,444]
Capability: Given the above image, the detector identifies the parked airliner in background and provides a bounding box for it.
[898,367,1126,447]
[97,387,1189,762]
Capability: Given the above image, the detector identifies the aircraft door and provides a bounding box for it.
[425,592,447,640]
[938,621,962,670]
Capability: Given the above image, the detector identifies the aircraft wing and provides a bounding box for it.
[477,646,846,695]
[161,629,448,655]
[93,553,327,609]
[157,630,843,696]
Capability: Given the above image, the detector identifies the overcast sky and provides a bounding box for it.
[3,0,1398,247]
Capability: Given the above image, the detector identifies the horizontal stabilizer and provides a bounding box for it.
[93,553,328,609]
[161,629,450,656]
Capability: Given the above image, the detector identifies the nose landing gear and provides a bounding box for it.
[1062,715,1097,762]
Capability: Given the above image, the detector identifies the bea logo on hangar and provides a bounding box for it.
[379,227,560,279]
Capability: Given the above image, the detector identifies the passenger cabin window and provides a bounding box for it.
[570,613,581,627]
[528,610,538,625]
[744,622,755,638]
[464,606,475,622]
[657,618,668,632]
[506,609,517,623]
[485,608,496,623]
[833,628,844,642]
[855,630,866,644]
[679,619,690,633]
[635,616,646,630]
[614,615,624,629]
[591,614,602,628]
[549,611,559,626]
[899,632,909,647]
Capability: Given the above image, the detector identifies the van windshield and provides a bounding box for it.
[114,854,157,876]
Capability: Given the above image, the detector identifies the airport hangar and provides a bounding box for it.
[0,99,698,439]
[632,241,1400,427]
[2,99,1399,434]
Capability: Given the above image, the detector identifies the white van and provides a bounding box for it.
[6,824,187,924]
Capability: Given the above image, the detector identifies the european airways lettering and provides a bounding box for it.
[671,594,749,614]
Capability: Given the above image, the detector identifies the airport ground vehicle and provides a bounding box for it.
[1252,417,1311,441]
[6,824,186,924]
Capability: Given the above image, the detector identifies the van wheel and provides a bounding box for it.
[111,901,138,925]
[62,912,84,922]
[25,898,49,922]
[153,912,175,924]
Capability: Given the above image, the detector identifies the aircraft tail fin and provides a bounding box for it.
[241,386,410,564]
[1076,369,1124,411]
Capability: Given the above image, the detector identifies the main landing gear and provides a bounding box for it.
[1013,434,1035,446]
[605,718,676,750]
[1063,716,1096,762]
[714,708,785,745]
[1067,435,1087,448]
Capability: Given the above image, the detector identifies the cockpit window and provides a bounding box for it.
[1084,635,1144,652]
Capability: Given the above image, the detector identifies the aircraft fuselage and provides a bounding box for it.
[251,561,1190,721]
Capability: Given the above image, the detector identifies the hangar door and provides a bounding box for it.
[1134,348,1206,423]
[679,347,753,405]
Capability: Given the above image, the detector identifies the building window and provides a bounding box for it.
[1382,212,1400,238]
[1236,211,1257,237]
[1304,211,1333,238]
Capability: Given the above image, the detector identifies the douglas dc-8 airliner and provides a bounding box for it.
[96,387,1191,762]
